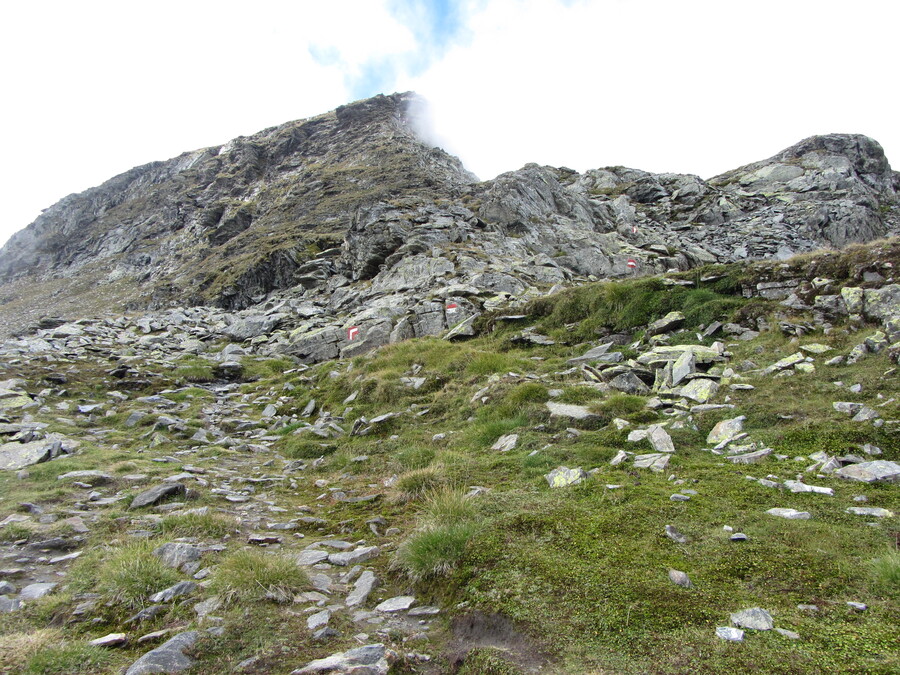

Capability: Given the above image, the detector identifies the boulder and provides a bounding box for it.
[125,631,198,675]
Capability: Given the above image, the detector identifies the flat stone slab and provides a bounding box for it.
[766,508,811,520]
[375,595,415,612]
[716,626,744,641]
[291,643,389,675]
[545,466,588,487]
[328,546,380,566]
[345,570,377,607]
[546,401,598,421]
[727,448,772,464]
[491,433,518,452]
[835,460,900,483]
[57,470,114,484]
[125,630,198,675]
[846,507,894,517]
[296,550,330,566]
[707,416,745,446]
[784,480,833,495]
[19,582,56,600]
[647,425,675,453]
[731,607,774,630]
[0,440,55,470]
[130,483,186,509]
[152,543,201,569]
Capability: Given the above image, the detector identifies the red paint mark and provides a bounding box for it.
[627,259,637,268]
[446,302,458,312]
[347,326,359,341]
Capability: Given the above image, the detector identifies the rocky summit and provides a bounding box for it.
[0,94,898,674]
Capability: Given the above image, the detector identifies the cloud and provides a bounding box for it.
[396,0,900,180]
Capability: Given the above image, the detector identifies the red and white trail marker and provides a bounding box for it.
[347,326,360,341]
[632,225,637,234]
[626,259,637,269]
[446,302,458,312]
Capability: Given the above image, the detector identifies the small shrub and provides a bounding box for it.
[394,522,478,581]
[210,549,308,603]
[393,467,444,502]
[24,642,113,674]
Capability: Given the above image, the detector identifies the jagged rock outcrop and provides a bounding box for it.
[0,93,898,342]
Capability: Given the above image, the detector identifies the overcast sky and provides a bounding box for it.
[2,0,898,247]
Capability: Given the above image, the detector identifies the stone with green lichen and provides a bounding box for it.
[841,286,865,314]
[679,378,719,403]
[545,466,588,487]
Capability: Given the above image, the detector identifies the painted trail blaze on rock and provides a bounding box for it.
[347,326,360,341]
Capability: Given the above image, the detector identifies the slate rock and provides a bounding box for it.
[0,440,56,471]
[152,542,201,569]
[345,570,377,607]
[125,630,199,675]
[707,416,745,446]
[716,626,744,641]
[545,466,588,487]
[491,433,518,452]
[668,569,693,588]
[375,595,415,612]
[731,607,774,630]
[835,460,900,483]
[845,507,894,517]
[328,546,380,566]
[19,582,56,600]
[291,643,390,674]
[149,581,197,603]
[130,483,186,509]
[766,508,811,520]
[546,401,598,421]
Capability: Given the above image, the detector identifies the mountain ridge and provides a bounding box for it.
[0,93,898,343]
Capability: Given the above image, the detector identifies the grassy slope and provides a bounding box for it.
[0,258,898,674]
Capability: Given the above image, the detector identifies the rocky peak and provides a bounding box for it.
[0,94,898,340]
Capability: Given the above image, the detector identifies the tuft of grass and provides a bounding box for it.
[23,642,114,674]
[505,382,549,405]
[0,522,33,542]
[67,540,181,609]
[158,511,236,538]
[396,444,436,471]
[590,393,648,418]
[209,549,309,603]
[392,467,444,502]
[457,647,525,675]
[422,486,480,526]
[869,548,900,596]
[394,522,478,582]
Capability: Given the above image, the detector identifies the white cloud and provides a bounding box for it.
[1,0,898,248]
[400,0,900,180]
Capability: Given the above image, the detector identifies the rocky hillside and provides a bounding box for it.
[0,93,898,346]
[0,241,898,674]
